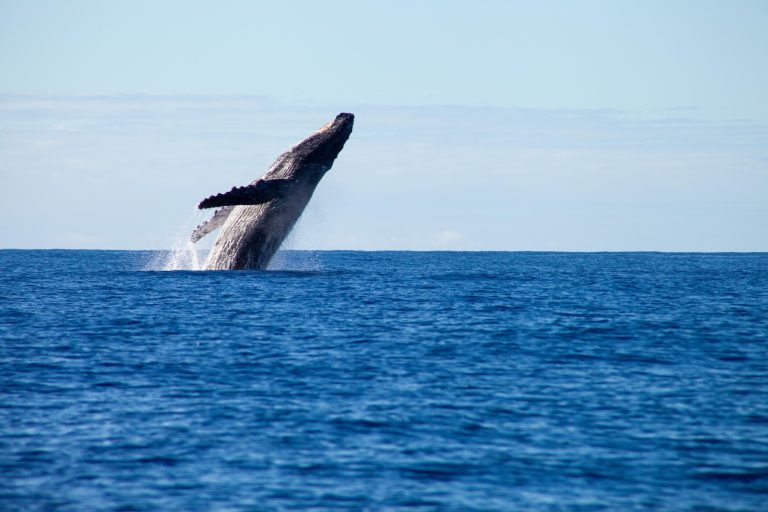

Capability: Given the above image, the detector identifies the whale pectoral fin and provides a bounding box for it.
[197,179,293,209]
[191,206,234,243]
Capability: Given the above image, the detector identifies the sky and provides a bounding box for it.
[1,0,766,251]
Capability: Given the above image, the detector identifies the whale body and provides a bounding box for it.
[192,113,354,270]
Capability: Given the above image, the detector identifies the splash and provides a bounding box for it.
[163,239,204,271]
[145,210,211,271]
[146,208,323,272]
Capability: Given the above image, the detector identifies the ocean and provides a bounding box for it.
[1,250,767,511]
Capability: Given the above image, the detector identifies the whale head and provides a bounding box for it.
[293,112,355,169]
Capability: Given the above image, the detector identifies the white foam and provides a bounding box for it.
[146,210,212,271]
[163,239,203,271]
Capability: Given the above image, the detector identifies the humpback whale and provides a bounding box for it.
[192,113,354,270]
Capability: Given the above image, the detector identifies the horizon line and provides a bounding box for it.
[2,248,766,255]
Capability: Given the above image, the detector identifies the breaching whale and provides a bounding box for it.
[191,113,354,270]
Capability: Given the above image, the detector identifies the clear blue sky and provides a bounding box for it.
[1,1,766,250]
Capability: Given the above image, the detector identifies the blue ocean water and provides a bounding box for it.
[1,250,767,511]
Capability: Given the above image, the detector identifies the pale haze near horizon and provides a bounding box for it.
[1,0,766,251]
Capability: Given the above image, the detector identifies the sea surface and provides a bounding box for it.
[1,250,767,511]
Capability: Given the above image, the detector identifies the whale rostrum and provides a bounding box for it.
[192,113,354,270]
